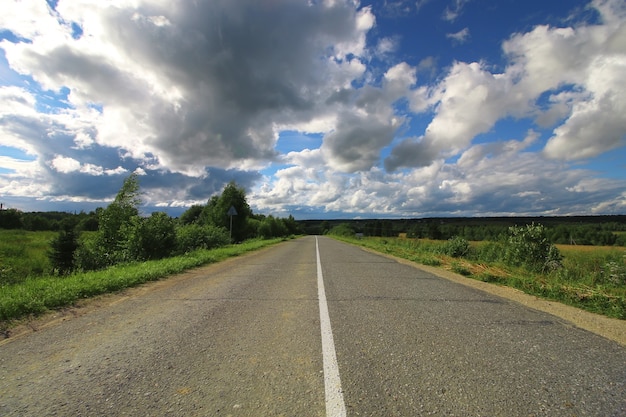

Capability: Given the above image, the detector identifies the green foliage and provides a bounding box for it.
[328,223,356,237]
[258,215,289,239]
[505,223,563,272]
[283,215,302,235]
[179,204,204,225]
[0,238,285,322]
[175,224,230,253]
[0,209,23,229]
[0,230,55,285]
[79,174,143,268]
[73,232,103,272]
[246,217,261,238]
[48,228,79,275]
[471,240,506,264]
[442,236,470,258]
[200,182,252,242]
[122,212,177,261]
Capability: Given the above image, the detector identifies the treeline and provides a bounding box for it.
[301,216,626,246]
[0,209,98,232]
[12,175,302,275]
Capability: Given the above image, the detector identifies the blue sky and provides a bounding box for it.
[0,0,624,219]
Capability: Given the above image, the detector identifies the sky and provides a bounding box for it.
[0,0,624,219]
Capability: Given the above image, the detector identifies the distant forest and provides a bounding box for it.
[2,208,625,246]
[299,216,626,246]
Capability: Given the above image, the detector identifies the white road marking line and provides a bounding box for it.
[316,236,347,417]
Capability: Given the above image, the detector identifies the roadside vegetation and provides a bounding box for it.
[329,223,626,320]
[0,238,284,323]
[0,175,301,324]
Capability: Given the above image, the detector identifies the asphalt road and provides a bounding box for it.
[1,236,625,416]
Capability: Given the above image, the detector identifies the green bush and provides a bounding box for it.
[443,236,470,258]
[122,212,177,261]
[48,228,79,275]
[505,223,563,273]
[175,224,230,253]
[328,223,356,237]
[74,233,107,271]
[471,240,506,263]
[258,216,289,239]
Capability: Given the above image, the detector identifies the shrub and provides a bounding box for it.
[505,223,563,273]
[176,224,230,253]
[48,228,79,275]
[601,261,626,286]
[122,212,177,261]
[74,233,107,271]
[443,236,470,258]
[328,223,356,237]
[471,240,506,263]
[258,216,288,239]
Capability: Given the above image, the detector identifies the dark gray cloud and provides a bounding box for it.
[96,0,370,170]
[323,112,398,172]
[384,136,437,171]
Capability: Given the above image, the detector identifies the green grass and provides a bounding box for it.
[0,238,287,323]
[0,230,56,284]
[335,236,626,320]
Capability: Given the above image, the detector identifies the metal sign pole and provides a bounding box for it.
[227,206,238,240]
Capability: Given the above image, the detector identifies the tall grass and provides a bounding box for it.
[336,236,626,319]
[0,230,56,284]
[0,238,285,323]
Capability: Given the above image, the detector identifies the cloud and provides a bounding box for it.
[501,1,626,160]
[386,0,626,171]
[375,36,400,57]
[50,155,81,173]
[321,62,415,172]
[256,128,625,218]
[378,0,431,17]
[385,61,518,171]
[446,27,470,44]
[0,0,624,218]
[0,0,385,208]
[443,0,470,22]
[1,0,377,175]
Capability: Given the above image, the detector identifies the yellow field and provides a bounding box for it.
[556,244,626,256]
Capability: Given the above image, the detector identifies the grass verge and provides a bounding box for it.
[333,236,625,320]
[0,238,285,324]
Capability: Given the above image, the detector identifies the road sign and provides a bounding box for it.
[228,206,238,239]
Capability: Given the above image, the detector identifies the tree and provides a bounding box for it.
[328,223,355,237]
[48,227,79,275]
[179,204,204,225]
[98,173,141,251]
[123,212,177,261]
[0,208,23,229]
[258,215,288,239]
[200,182,252,242]
[75,173,142,269]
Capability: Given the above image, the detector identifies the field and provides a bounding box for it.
[335,236,626,320]
[0,230,57,285]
